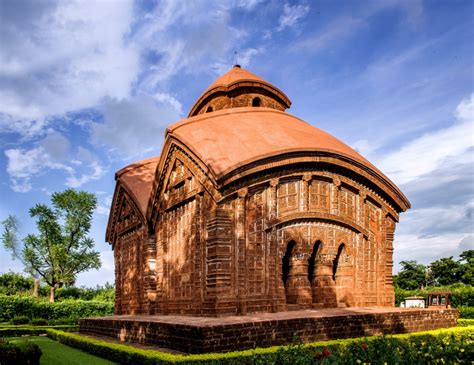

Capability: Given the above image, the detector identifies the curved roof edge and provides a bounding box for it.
[217,150,411,213]
[106,156,160,244]
[166,107,410,212]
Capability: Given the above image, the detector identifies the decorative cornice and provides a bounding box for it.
[265,211,369,239]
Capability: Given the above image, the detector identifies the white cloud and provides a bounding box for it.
[378,94,474,185]
[75,251,114,286]
[0,0,138,134]
[90,95,180,159]
[153,93,183,116]
[380,94,474,271]
[65,161,105,188]
[133,0,253,91]
[393,233,470,270]
[96,195,113,216]
[291,16,364,53]
[234,0,263,10]
[5,143,74,192]
[212,47,263,75]
[290,1,422,55]
[4,131,105,192]
[277,3,310,32]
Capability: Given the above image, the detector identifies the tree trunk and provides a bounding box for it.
[32,278,39,297]
[49,285,56,303]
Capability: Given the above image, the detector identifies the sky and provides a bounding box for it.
[0,0,473,287]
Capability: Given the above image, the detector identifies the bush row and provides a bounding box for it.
[394,284,474,307]
[0,325,77,338]
[458,319,474,327]
[0,272,115,301]
[47,326,474,365]
[459,306,474,319]
[0,294,113,323]
[0,338,41,365]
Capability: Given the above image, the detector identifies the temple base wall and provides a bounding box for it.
[79,307,458,354]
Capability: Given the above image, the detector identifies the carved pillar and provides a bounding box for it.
[193,193,204,311]
[156,214,168,314]
[236,188,248,315]
[113,242,122,315]
[385,215,396,306]
[143,234,157,314]
[301,173,312,211]
[285,248,313,307]
[204,206,234,315]
[313,253,338,308]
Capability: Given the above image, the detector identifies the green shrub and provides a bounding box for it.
[0,273,34,296]
[0,294,113,322]
[47,317,78,325]
[55,283,115,302]
[9,316,30,325]
[30,318,48,326]
[459,306,474,318]
[458,318,474,327]
[46,326,474,365]
[0,325,78,337]
[395,284,474,307]
[0,338,42,365]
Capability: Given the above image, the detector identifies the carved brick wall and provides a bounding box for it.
[196,87,286,115]
[113,161,401,316]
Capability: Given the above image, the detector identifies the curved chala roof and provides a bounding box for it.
[107,66,410,243]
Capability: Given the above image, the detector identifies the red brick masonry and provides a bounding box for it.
[79,307,458,354]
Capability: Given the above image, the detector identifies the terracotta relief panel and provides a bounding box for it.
[309,179,330,211]
[246,189,266,296]
[165,200,196,300]
[340,187,357,221]
[277,180,299,216]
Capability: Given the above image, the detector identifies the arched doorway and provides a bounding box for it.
[332,243,345,281]
[332,243,353,306]
[308,240,321,303]
[308,240,321,283]
[282,240,296,303]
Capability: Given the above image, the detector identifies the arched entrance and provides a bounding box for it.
[308,240,321,303]
[282,240,296,303]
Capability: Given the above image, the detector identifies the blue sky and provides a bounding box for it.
[0,0,473,287]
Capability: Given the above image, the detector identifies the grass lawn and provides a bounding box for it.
[7,336,116,365]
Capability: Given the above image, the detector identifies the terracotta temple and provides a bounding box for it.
[80,67,458,353]
[106,66,411,316]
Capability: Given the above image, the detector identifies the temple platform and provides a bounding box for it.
[79,307,458,354]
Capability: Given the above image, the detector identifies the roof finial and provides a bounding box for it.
[233,51,240,68]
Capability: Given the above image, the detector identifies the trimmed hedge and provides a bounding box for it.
[0,338,42,365]
[0,325,78,338]
[0,294,113,323]
[459,306,474,319]
[458,318,474,327]
[46,326,474,364]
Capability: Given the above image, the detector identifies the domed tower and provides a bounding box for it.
[107,66,410,316]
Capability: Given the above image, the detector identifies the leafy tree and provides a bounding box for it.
[1,216,40,296]
[1,189,101,302]
[459,250,474,285]
[394,260,427,290]
[428,256,463,286]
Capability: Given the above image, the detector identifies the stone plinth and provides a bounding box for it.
[79,307,458,354]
